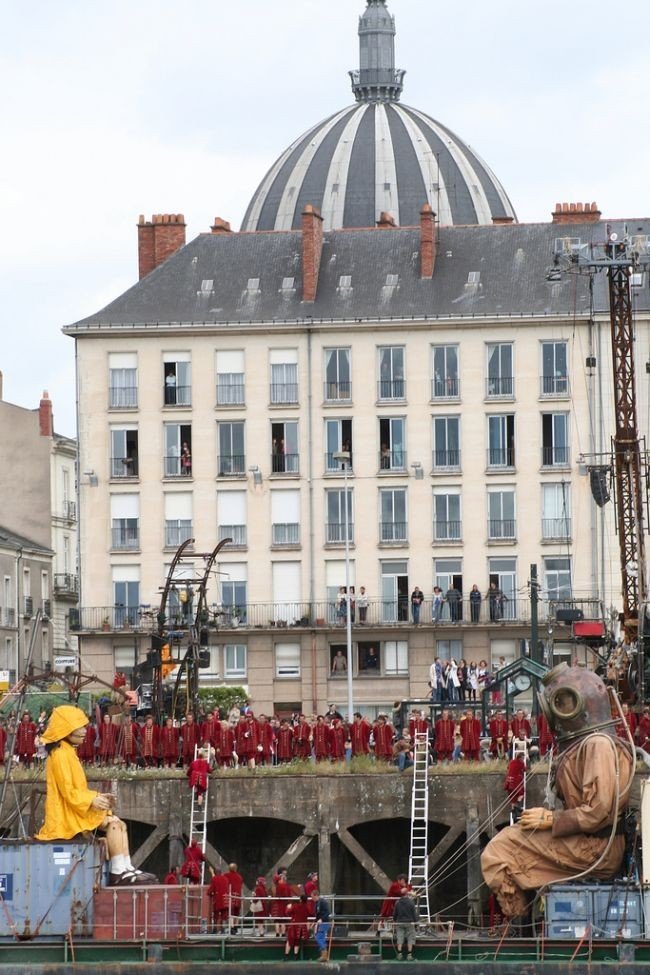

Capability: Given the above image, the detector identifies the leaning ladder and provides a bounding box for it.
[185,745,210,934]
[408,730,431,924]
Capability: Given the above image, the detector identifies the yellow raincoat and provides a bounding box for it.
[36,706,106,841]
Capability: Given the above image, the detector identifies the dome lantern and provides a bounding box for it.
[349,0,405,103]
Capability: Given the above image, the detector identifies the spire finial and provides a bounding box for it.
[349,0,405,103]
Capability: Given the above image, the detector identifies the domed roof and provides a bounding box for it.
[242,1,516,233]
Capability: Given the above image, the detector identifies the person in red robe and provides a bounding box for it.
[187,749,211,806]
[15,712,37,766]
[312,716,331,762]
[0,720,6,765]
[408,710,429,739]
[510,709,531,741]
[536,711,556,757]
[350,713,371,757]
[208,867,230,932]
[76,719,97,765]
[164,867,180,884]
[251,875,270,936]
[257,714,275,766]
[201,710,220,750]
[284,894,311,957]
[293,715,312,760]
[117,715,139,767]
[181,713,202,766]
[489,710,509,758]
[636,707,650,753]
[275,719,294,764]
[303,871,319,897]
[329,718,347,761]
[373,715,394,761]
[504,752,526,806]
[434,709,455,762]
[180,839,204,884]
[376,874,409,929]
[140,715,160,767]
[235,712,260,768]
[160,717,180,767]
[271,867,292,936]
[224,862,244,932]
[215,719,236,768]
[98,713,118,765]
[460,710,481,761]
[616,702,637,741]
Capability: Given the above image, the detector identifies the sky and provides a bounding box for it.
[2,0,649,436]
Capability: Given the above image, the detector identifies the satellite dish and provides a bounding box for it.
[610,232,618,242]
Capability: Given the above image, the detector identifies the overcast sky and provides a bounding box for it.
[2,0,649,436]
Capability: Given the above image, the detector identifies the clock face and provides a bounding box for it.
[514,674,531,692]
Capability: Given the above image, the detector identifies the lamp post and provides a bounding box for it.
[333,450,353,722]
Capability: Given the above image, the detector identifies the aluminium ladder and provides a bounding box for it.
[188,743,210,883]
[408,729,431,924]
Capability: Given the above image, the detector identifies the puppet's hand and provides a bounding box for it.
[519,807,553,830]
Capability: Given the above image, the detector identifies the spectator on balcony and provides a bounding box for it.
[356,585,369,623]
[181,442,192,476]
[488,582,505,621]
[363,646,379,671]
[429,658,442,702]
[431,586,444,623]
[331,652,347,679]
[469,584,482,623]
[380,443,391,469]
[410,586,424,624]
[444,585,462,623]
[165,367,177,404]
[335,586,347,624]
[457,659,468,701]
[467,661,479,701]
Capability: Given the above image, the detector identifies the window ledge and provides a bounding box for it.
[270,544,302,552]
[108,405,139,412]
[432,538,463,546]
[484,395,515,403]
[377,469,408,477]
[485,467,516,475]
[214,403,247,411]
[430,396,461,405]
[322,399,353,408]
[269,472,301,479]
[162,404,192,411]
[324,542,356,551]
[219,543,248,552]
[540,465,571,473]
[269,401,299,409]
[163,545,195,553]
[109,477,140,484]
[324,470,356,479]
[539,394,570,402]
[163,475,194,483]
[110,548,141,555]
[376,398,407,407]
[215,474,247,481]
[486,538,517,546]
[378,541,409,548]
[431,468,462,476]
[541,536,573,545]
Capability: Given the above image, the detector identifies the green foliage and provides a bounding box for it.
[197,685,249,716]
[0,689,95,718]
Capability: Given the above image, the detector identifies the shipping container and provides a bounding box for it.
[544,883,643,940]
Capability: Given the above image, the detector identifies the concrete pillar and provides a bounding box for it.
[318,827,332,893]
[465,803,482,926]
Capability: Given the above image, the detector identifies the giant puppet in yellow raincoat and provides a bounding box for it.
[36,706,156,886]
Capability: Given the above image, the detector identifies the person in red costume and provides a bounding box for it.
[201,710,220,750]
[375,873,409,930]
[181,713,202,766]
[293,714,312,760]
[350,712,371,757]
[15,711,37,766]
[504,751,527,806]
[180,839,205,884]
[408,710,429,739]
[284,894,311,958]
[215,719,236,768]
[536,711,556,757]
[275,719,294,764]
[616,702,637,741]
[489,710,509,759]
[329,717,347,761]
[271,867,292,937]
[460,710,482,761]
[117,714,139,768]
[187,748,211,806]
[160,717,180,767]
[98,713,118,766]
[636,707,650,753]
[373,714,395,761]
[235,712,260,769]
[208,867,230,933]
[76,718,97,765]
[251,875,270,936]
[434,709,455,762]
[164,867,180,884]
[139,714,160,767]
[312,715,331,762]
[224,862,244,933]
[510,708,531,741]
[303,871,319,897]
[257,714,275,766]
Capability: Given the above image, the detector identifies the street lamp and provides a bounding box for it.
[333,450,353,722]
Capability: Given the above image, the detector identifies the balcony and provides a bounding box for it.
[62,500,77,521]
[217,455,246,477]
[541,375,569,398]
[379,522,407,543]
[379,450,406,472]
[111,525,140,550]
[432,449,461,472]
[488,519,516,540]
[163,385,191,407]
[431,377,459,400]
[270,383,298,405]
[542,517,572,540]
[433,521,461,542]
[164,524,193,548]
[271,523,300,546]
[216,382,245,407]
[324,381,351,403]
[378,379,405,401]
[487,447,515,470]
[111,456,139,478]
[542,446,571,468]
[109,386,138,409]
[325,453,354,474]
[270,453,299,475]
[218,525,247,548]
[486,377,514,398]
[54,573,79,598]
[23,596,33,618]
[326,523,354,544]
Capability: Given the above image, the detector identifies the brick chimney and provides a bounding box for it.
[552,202,601,225]
[492,215,515,225]
[420,204,437,279]
[39,390,53,437]
[302,205,324,303]
[376,211,397,229]
[211,217,232,235]
[137,213,186,279]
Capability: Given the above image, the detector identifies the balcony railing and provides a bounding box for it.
[216,382,245,406]
[218,525,247,547]
[487,447,515,469]
[164,523,193,547]
[109,386,138,408]
[432,377,459,399]
[54,573,79,597]
[324,381,351,402]
[486,377,514,398]
[163,385,192,406]
[379,450,406,471]
[542,446,571,467]
[271,453,299,474]
[326,523,354,544]
[23,596,33,618]
[164,456,193,478]
[434,520,461,541]
[42,599,51,619]
[378,379,405,400]
[432,449,461,471]
[542,517,572,539]
[541,375,569,397]
[111,525,140,550]
[325,453,354,473]
[272,523,300,546]
[3,608,16,627]
[62,500,77,521]
[71,597,579,632]
[270,383,298,405]
[379,522,407,543]
[488,519,516,540]
[111,456,139,478]
[217,455,246,477]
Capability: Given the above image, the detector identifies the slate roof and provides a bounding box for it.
[66,219,650,333]
[0,527,53,556]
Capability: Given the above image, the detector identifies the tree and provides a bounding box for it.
[197,686,249,716]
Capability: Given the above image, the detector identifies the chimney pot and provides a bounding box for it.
[302,206,324,302]
[377,211,397,228]
[211,217,232,235]
[420,204,437,279]
[137,212,187,279]
[39,390,53,437]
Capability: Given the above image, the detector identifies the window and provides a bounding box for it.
[112,566,140,626]
[110,427,139,478]
[324,348,351,401]
[270,349,298,404]
[271,420,299,474]
[275,642,301,678]
[163,352,191,406]
[109,353,137,408]
[436,639,463,658]
[487,488,516,540]
[381,560,409,622]
[378,347,405,400]
[545,557,572,601]
[217,491,247,547]
[224,644,247,679]
[542,483,571,539]
[111,494,139,550]
[325,419,353,471]
[486,343,513,397]
[325,560,356,624]
[434,559,463,622]
[488,558,517,620]
[164,492,192,548]
[542,413,570,466]
[541,342,568,396]
[433,489,461,541]
[221,564,247,622]
[271,491,300,546]
[380,488,407,542]
[384,640,408,675]
[432,416,460,470]
[217,421,245,476]
[216,350,245,406]
[272,562,302,623]
[325,489,353,544]
[379,417,406,470]
[432,345,459,399]
[164,423,192,477]
[487,415,515,468]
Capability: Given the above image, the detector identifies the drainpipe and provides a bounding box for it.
[587,311,598,598]
[15,547,22,676]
